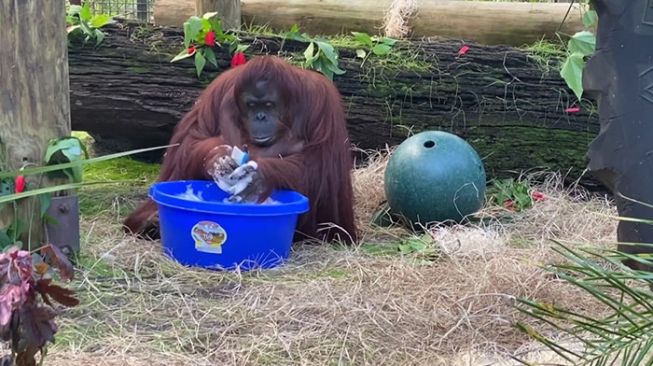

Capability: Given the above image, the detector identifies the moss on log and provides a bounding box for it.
[68,22,600,187]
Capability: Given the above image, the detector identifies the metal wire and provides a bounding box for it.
[71,0,156,23]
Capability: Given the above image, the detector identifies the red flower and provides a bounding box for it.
[231,52,247,68]
[188,45,197,56]
[15,176,25,193]
[204,31,216,47]
[565,105,581,113]
[503,199,514,210]
[531,191,546,202]
[457,45,470,56]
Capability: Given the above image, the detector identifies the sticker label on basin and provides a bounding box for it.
[191,221,227,254]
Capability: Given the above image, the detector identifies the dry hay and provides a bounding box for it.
[45,151,618,366]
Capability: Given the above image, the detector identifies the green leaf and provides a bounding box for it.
[567,30,596,57]
[315,40,338,64]
[372,43,392,56]
[204,47,217,67]
[90,14,112,28]
[79,20,93,37]
[380,36,398,46]
[560,52,586,100]
[236,44,249,53]
[183,21,192,48]
[39,193,52,217]
[44,137,86,182]
[582,10,598,28]
[200,18,212,36]
[183,16,203,48]
[356,49,366,59]
[0,230,11,248]
[326,61,346,76]
[171,48,194,62]
[80,2,92,22]
[94,29,105,46]
[303,42,317,67]
[352,31,373,47]
[187,16,204,39]
[194,50,206,77]
[67,5,82,17]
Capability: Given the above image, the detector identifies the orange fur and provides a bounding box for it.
[123,56,357,243]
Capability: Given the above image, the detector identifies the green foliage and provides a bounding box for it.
[66,2,113,47]
[487,178,534,212]
[171,12,249,78]
[360,233,440,264]
[351,32,398,60]
[515,238,653,365]
[283,24,345,80]
[559,4,598,101]
[44,136,89,183]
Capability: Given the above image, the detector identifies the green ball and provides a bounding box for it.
[384,130,486,225]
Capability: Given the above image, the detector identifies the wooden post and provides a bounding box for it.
[196,0,241,30]
[0,1,71,248]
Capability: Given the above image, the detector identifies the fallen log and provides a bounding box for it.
[153,0,586,46]
[68,22,600,187]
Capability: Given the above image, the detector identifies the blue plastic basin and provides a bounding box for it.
[149,180,309,271]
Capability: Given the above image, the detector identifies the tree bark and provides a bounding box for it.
[196,0,241,30]
[68,22,600,187]
[154,0,585,46]
[0,1,71,247]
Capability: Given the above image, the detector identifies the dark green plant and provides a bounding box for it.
[559,1,597,100]
[351,31,397,60]
[66,1,113,46]
[171,12,249,78]
[283,24,345,80]
[487,178,535,212]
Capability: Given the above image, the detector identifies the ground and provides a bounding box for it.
[42,132,617,366]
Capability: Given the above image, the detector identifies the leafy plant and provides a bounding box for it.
[283,24,346,80]
[487,178,534,212]
[351,32,398,60]
[0,243,79,366]
[360,233,439,263]
[515,238,653,365]
[559,2,598,101]
[66,1,113,46]
[171,12,249,78]
[44,136,89,184]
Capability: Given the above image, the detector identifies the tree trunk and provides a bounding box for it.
[0,1,71,247]
[68,22,601,188]
[154,0,585,46]
[196,0,241,30]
